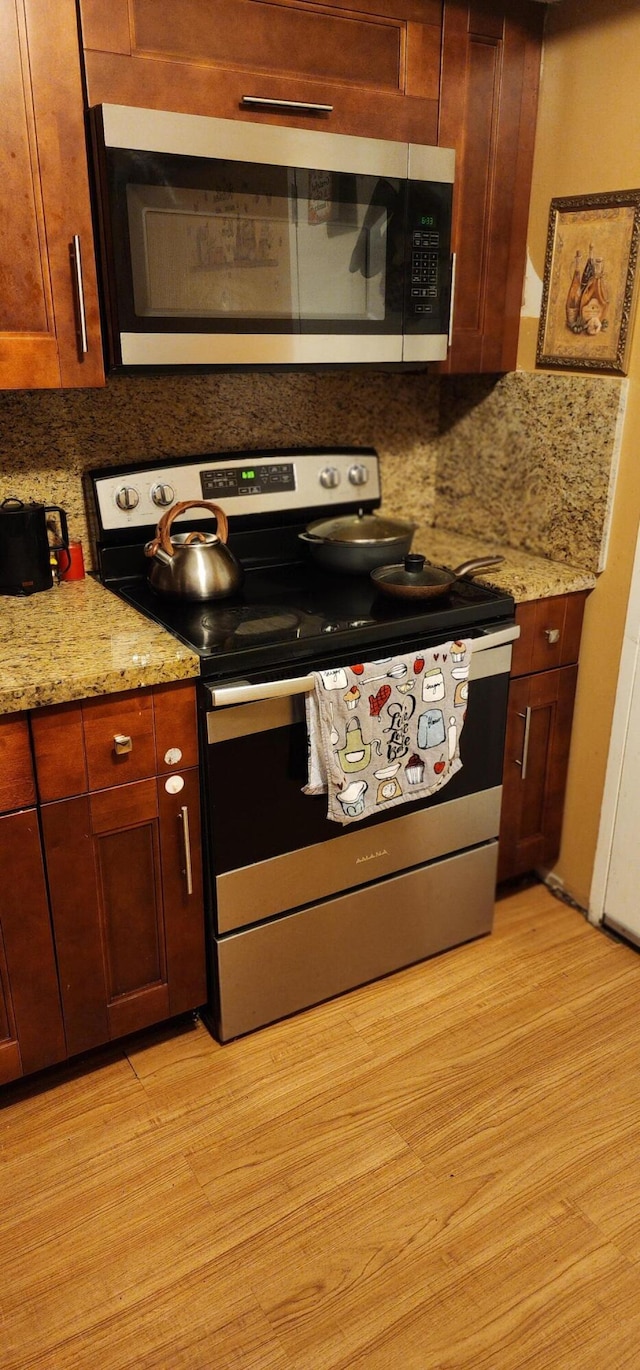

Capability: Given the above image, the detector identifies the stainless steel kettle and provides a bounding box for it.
[144,500,243,601]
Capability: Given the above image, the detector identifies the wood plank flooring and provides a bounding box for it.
[3,880,640,1368]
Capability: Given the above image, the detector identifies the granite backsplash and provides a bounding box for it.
[0,371,440,571]
[0,367,625,575]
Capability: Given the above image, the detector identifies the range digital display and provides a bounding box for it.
[201,463,296,499]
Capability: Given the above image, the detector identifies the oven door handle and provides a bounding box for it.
[206,624,520,709]
[208,675,315,708]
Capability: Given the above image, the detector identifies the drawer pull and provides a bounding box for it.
[241,94,334,114]
[113,733,133,755]
[544,628,560,644]
[515,707,532,781]
[179,804,194,896]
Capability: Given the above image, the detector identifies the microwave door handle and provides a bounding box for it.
[448,251,456,348]
[241,95,334,114]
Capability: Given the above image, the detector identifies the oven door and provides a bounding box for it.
[204,625,516,936]
[92,105,453,367]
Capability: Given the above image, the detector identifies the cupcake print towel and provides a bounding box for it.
[304,640,471,824]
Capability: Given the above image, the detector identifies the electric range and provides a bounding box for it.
[89,447,517,1041]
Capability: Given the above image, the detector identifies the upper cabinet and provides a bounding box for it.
[1,0,542,387]
[78,0,443,142]
[0,0,104,389]
[78,0,543,376]
[438,0,543,372]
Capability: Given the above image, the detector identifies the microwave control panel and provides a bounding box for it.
[410,229,440,315]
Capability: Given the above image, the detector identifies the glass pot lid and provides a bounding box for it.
[305,512,416,545]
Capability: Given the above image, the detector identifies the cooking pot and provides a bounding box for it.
[144,500,244,601]
[299,511,416,575]
[371,553,504,600]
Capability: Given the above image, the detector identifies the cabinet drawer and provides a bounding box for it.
[0,714,36,814]
[510,593,587,679]
[31,682,198,801]
[32,691,156,799]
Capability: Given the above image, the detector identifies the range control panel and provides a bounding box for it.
[92,449,381,533]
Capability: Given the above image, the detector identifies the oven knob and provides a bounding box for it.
[319,466,341,489]
[151,482,176,508]
[348,463,370,487]
[114,485,140,512]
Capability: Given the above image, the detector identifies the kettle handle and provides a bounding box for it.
[146,500,229,560]
[45,505,69,552]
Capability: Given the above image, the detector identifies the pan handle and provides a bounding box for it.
[453,556,504,579]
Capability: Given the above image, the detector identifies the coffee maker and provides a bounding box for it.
[0,497,69,595]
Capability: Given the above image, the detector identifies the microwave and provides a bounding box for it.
[90,104,455,371]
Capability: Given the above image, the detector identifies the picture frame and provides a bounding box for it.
[536,189,640,374]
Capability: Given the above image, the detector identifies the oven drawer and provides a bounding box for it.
[213,840,497,1041]
[216,785,501,931]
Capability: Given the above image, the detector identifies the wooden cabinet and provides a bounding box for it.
[0,716,67,1085]
[0,0,104,390]
[498,593,587,883]
[78,0,442,142]
[438,0,543,373]
[31,681,206,1059]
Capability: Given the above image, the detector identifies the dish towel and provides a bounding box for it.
[304,639,472,824]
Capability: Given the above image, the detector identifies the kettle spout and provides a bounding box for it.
[144,537,173,566]
[153,546,174,567]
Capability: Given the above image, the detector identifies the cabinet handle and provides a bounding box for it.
[241,94,334,114]
[515,707,532,781]
[448,252,456,348]
[70,234,89,356]
[113,733,133,755]
[179,804,194,896]
[544,628,560,644]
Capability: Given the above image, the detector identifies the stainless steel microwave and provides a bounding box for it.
[90,104,455,370]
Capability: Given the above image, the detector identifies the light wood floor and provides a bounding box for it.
[3,881,640,1369]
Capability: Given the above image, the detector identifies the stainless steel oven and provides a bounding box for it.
[204,628,514,1039]
[89,447,517,1042]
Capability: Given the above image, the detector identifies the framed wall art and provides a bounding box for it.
[536,189,640,374]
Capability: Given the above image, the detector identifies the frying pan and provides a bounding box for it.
[371,553,504,601]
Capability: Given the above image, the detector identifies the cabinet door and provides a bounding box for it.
[0,714,36,812]
[79,0,441,142]
[41,771,205,1056]
[498,665,578,882]
[438,0,543,373]
[0,809,67,1084]
[0,0,104,389]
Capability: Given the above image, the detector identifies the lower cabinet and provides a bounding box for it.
[0,808,67,1084]
[40,768,205,1057]
[498,592,587,882]
[0,682,206,1085]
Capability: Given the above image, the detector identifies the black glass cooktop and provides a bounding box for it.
[110,561,515,678]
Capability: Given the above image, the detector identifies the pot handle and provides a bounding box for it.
[453,556,504,580]
[145,500,229,560]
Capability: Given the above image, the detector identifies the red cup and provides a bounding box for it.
[58,539,86,581]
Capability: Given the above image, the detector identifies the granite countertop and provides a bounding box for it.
[0,541,596,717]
[412,525,597,603]
[0,576,199,716]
